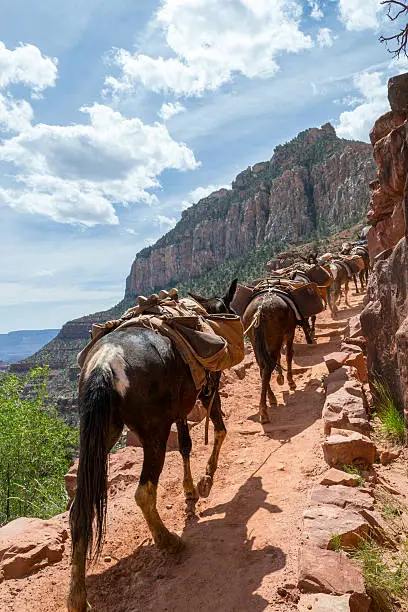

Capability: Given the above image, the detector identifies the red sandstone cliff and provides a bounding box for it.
[126,124,375,297]
[361,73,408,425]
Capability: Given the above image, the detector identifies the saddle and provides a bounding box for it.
[231,278,324,322]
[77,289,245,391]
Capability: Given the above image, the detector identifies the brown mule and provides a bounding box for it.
[67,281,238,612]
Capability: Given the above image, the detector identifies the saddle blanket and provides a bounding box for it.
[77,294,244,391]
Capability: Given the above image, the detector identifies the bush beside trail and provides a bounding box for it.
[0,367,78,526]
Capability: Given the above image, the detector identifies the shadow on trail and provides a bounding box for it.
[86,477,285,612]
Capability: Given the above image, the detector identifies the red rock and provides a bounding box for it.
[346,315,363,339]
[379,448,401,465]
[388,73,408,111]
[232,363,246,380]
[344,353,368,384]
[324,368,349,395]
[324,353,349,373]
[66,446,144,500]
[322,431,376,467]
[298,592,370,612]
[319,468,360,487]
[309,486,374,511]
[298,545,368,600]
[303,505,371,550]
[323,385,369,435]
[0,517,68,581]
[340,343,362,355]
[370,109,408,145]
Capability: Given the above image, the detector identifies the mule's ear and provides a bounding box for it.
[224,278,238,306]
[188,291,206,305]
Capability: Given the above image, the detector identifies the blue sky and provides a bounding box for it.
[0,0,406,333]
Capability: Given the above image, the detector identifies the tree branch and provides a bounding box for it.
[380,1,408,57]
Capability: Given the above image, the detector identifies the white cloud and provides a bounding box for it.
[336,71,389,141]
[156,214,177,229]
[158,101,186,121]
[106,0,313,97]
[181,182,230,210]
[308,1,323,20]
[0,41,58,95]
[0,104,199,225]
[317,28,336,48]
[0,94,33,132]
[338,0,382,31]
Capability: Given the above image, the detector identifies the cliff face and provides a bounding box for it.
[126,124,375,297]
[360,73,408,425]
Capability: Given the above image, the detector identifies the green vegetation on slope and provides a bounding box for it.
[0,368,78,525]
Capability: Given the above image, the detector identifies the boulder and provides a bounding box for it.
[303,505,371,549]
[298,593,370,612]
[0,517,68,581]
[298,546,369,605]
[324,368,349,395]
[66,446,144,500]
[319,468,360,487]
[379,448,401,465]
[340,343,363,355]
[309,486,374,511]
[322,431,376,467]
[344,353,368,384]
[322,385,369,435]
[324,352,349,373]
[388,72,408,111]
[346,314,363,339]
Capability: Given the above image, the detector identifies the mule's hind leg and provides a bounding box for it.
[135,426,183,553]
[344,279,350,307]
[353,274,359,294]
[259,364,273,424]
[176,419,198,515]
[286,332,296,391]
[197,391,226,498]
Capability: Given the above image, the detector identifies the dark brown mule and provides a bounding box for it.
[68,280,238,612]
[243,291,313,424]
[289,264,334,334]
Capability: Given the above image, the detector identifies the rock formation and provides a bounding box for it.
[361,72,408,426]
[126,123,375,297]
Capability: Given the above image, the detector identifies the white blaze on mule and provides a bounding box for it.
[85,344,129,398]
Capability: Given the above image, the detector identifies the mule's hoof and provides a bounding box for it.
[158,531,184,554]
[289,383,297,391]
[276,374,284,386]
[185,496,198,516]
[67,595,91,612]
[197,475,213,498]
[268,396,278,407]
[260,412,270,424]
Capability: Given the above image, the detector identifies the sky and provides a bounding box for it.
[1,0,407,333]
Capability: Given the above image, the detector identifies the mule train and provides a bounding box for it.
[68,241,369,611]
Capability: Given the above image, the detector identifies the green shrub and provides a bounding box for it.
[352,540,408,611]
[0,367,78,525]
[372,379,406,445]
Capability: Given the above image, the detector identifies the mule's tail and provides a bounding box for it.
[70,366,113,561]
[253,306,278,373]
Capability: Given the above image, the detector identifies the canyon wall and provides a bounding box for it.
[361,73,408,424]
[126,123,375,297]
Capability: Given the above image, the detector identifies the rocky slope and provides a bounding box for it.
[361,73,408,426]
[126,123,375,297]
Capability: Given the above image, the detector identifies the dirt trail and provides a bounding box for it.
[1,294,365,612]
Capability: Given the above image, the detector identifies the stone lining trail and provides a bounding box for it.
[0,294,366,612]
